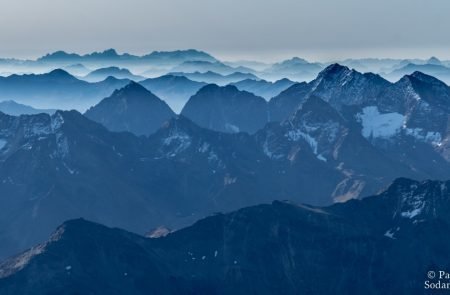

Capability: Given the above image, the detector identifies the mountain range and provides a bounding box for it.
[2,49,450,84]
[2,67,450,259]
[0,177,448,294]
[2,54,450,295]
[0,100,55,116]
[0,69,130,111]
[38,49,217,67]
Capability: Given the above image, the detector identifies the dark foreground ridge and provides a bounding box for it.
[1,178,449,294]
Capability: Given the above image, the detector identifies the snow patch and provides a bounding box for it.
[400,192,426,219]
[317,154,327,162]
[0,139,6,150]
[404,128,442,146]
[384,229,396,239]
[225,123,240,133]
[357,106,405,139]
[162,131,192,156]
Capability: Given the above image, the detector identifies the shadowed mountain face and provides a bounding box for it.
[181,84,269,133]
[0,69,130,111]
[139,75,207,113]
[1,178,449,295]
[84,82,176,136]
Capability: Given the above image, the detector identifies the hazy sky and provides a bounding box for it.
[0,0,449,61]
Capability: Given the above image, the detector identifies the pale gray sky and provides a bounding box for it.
[0,0,449,61]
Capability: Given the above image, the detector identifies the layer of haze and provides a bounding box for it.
[0,0,449,61]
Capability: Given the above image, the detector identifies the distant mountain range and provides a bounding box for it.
[2,49,450,85]
[1,177,449,294]
[0,69,130,111]
[1,58,450,269]
[0,100,55,116]
[38,49,217,66]
[386,63,450,84]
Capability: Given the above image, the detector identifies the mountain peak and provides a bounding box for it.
[318,63,351,77]
[282,57,309,65]
[116,81,152,96]
[85,82,175,136]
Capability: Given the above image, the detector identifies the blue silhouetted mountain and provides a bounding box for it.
[38,49,126,63]
[139,75,207,113]
[85,82,175,135]
[169,71,259,85]
[0,100,55,116]
[141,49,217,64]
[1,178,450,294]
[37,49,217,68]
[181,84,268,133]
[83,67,145,82]
[0,69,130,110]
[231,78,295,99]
